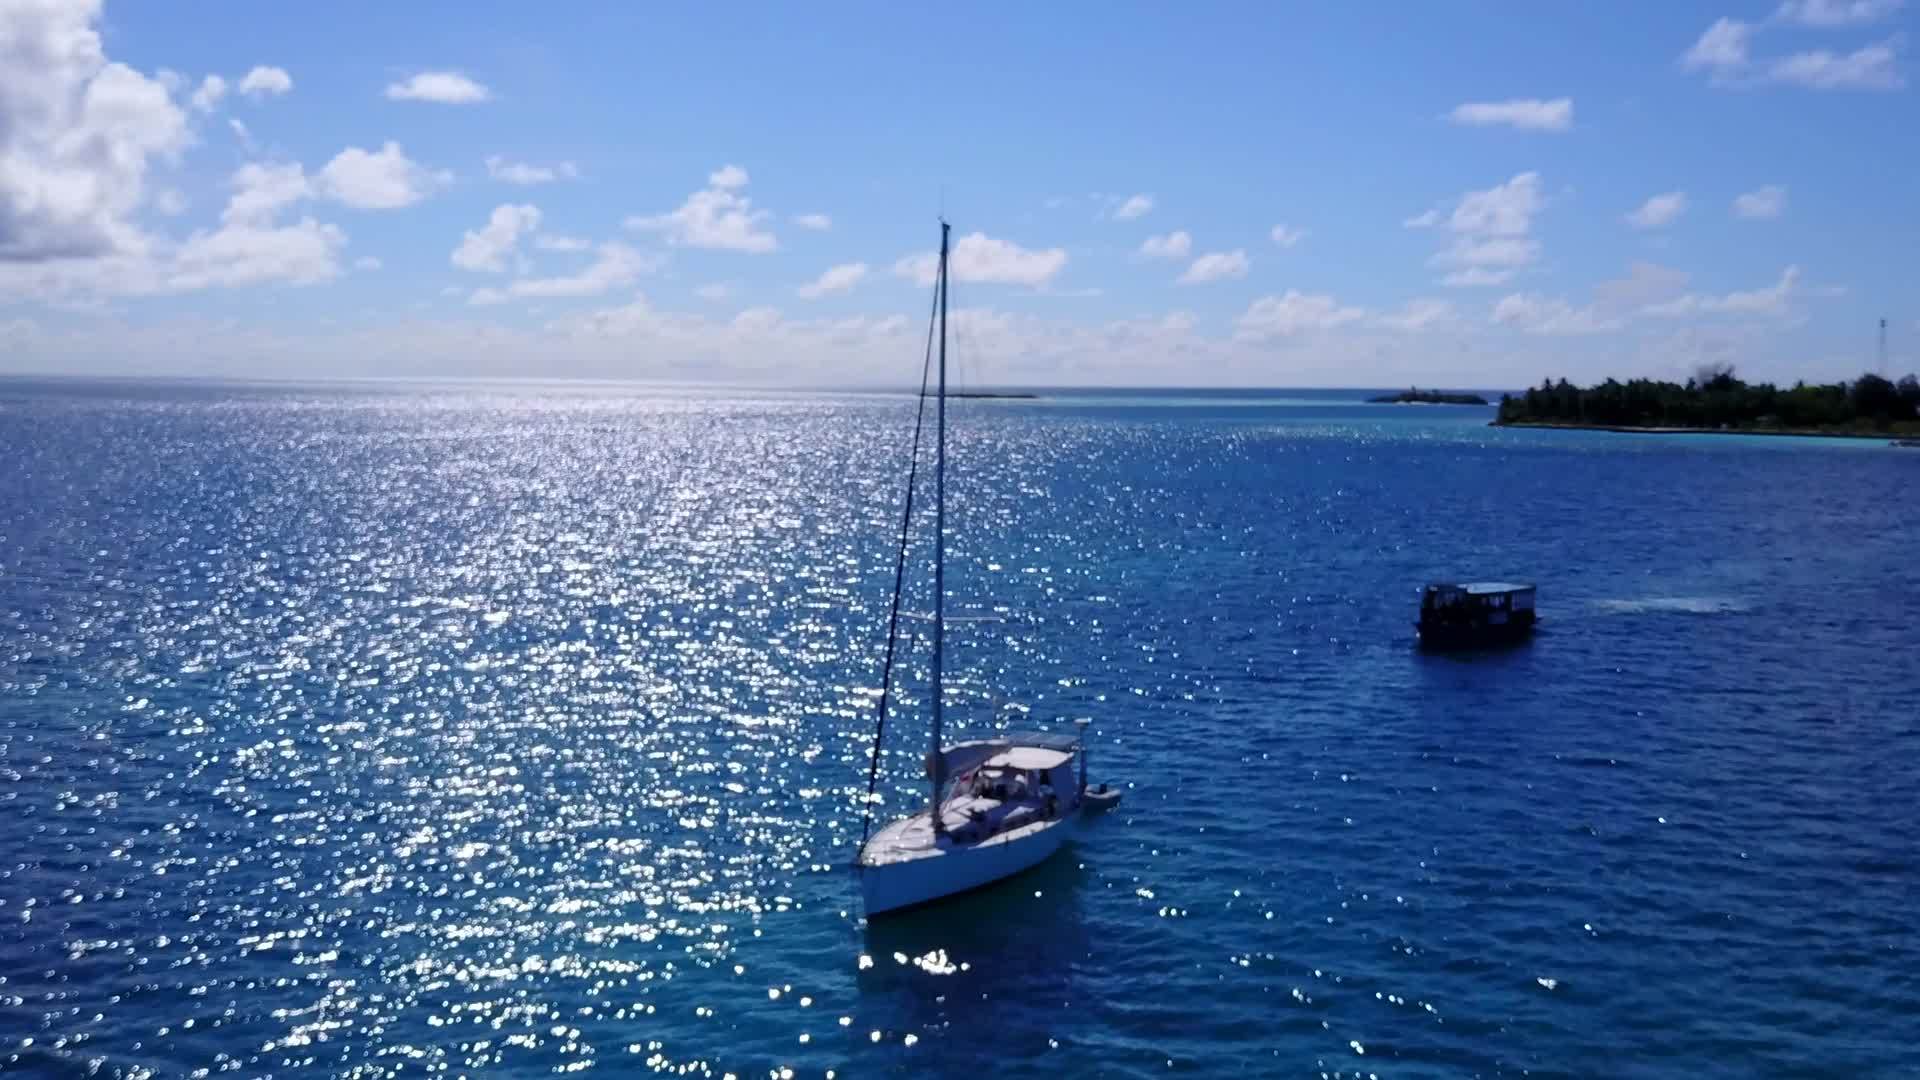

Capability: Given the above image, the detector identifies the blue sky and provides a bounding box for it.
[1,0,1914,386]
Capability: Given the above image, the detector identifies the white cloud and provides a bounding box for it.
[169,218,345,290]
[626,166,776,253]
[190,74,227,112]
[1376,298,1455,332]
[225,162,311,225]
[1594,261,1691,311]
[229,117,251,143]
[1113,193,1154,220]
[1447,173,1545,237]
[534,294,927,379]
[354,255,381,271]
[317,142,449,210]
[1269,224,1306,248]
[1447,98,1574,132]
[66,299,1521,386]
[1413,172,1546,286]
[0,148,356,300]
[797,262,869,299]
[485,155,578,185]
[469,243,654,305]
[694,283,732,302]
[793,213,832,230]
[1492,293,1618,335]
[237,66,292,98]
[385,71,490,104]
[154,189,188,216]
[1773,0,1904,27]
[0,0,189,261]
[452,204,542,272]
[893,232,1068,287]
[1702,270,1811,316]
[1138,231,1192,259]
[1178,250,1250,285]
[534,233,589,252]
[0,308,848,382]
[1445,261,1694,337]
[1646,266,1803,318]
[1683,17,1754,78]
[1441,267,1518,287]
[1732,184,1788,219]
[168,161,346,291]
[0,279,1871,387]
[1446,237,1537,269]
[1767,39,1904,89]
[1236,291,1363,339]
[1684,13,1905,89]
[1625,191,1688,229]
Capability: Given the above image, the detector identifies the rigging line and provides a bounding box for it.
[858,253,942,851]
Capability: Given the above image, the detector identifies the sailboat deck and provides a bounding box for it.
[861,795,1060,866]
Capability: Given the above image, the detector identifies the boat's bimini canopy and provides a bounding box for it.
[927,730,1081,780]
[986,746,1071,771]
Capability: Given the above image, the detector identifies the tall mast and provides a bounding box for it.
[929,221,950,834]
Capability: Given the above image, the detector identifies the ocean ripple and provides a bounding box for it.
[1,381,1916,1077]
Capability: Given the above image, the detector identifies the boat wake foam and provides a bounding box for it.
[1593,596,1751,615]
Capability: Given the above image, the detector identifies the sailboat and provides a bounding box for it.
[855,222,1121,917]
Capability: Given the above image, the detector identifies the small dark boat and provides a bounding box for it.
[1081,783,1122,814]
[1417,582,1537,649]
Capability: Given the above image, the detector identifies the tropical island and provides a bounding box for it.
[1494,365,1920,439]
[1368,388,1490,405]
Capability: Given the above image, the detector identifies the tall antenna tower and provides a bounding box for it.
[1879,317,1889,375]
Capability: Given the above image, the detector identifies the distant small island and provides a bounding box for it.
[1494,365,1920,439]
[1369,388,1490,405]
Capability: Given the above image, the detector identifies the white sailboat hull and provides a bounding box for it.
[859,813,1076,916]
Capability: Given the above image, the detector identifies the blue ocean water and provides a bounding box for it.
[2,378,1917,1079]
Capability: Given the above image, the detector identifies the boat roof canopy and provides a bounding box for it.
[1430,581,1534,595]
[1005,730,1080,752]
[986,746,1073,771]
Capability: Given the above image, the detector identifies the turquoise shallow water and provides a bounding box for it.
[2,379,1917,1078]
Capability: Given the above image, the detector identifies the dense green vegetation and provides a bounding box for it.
[1496,365,1920,435]
[1369,388,1489,405]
